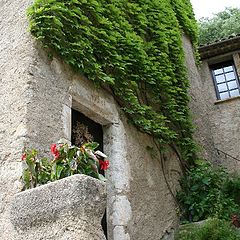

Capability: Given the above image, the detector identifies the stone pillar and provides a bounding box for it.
[104,121,132,240]
[10,175,106,240]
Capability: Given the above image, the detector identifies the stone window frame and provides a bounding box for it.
[61,78,132,240]
[210,60,240,101]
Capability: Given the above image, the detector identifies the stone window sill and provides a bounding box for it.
[214,95,240,105]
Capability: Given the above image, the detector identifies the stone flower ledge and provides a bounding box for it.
[10,174,107,240]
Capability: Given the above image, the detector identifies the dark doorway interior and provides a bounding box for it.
[71,109,107,238]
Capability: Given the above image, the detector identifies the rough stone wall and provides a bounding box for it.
[182,35,218,163]
[198,52,240,171]
[0,1,183,240]
[105,120,181,240]
[0,1,34,239]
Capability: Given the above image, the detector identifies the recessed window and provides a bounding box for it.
[211,61,240,100]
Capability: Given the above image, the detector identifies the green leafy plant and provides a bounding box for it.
[223,174,240,204]
[177,162,240,222]
[27,0,199,166]
[22,141,109,189]
[176,218,240,240]
[199,7,240,45]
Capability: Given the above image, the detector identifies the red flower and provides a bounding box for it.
[99,160,109,170]
[50,144,60,159]
[51,144,57,154]
[21,153,26,161]
[54,151,60,159]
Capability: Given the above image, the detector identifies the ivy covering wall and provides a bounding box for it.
[27,0,198,166]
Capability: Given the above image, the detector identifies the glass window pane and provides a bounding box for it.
[217,83,228,92]
[224,66,233,72]
[220,92,230,100]
[214,69,223,75]
[227,80,238,90]
[225,72,236,81]
[230,89,240,97]
[215,74,225,83]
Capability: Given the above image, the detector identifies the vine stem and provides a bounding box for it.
[152,138,180,208]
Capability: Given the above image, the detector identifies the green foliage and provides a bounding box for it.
[22,142,108,189]
[176,218,240,240]
[170,0,199,50]
[199,7,240,45]
[223,174,240,205]
[177,163,240,222]
[27,0,199,165]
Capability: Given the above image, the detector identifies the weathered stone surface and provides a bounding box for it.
[183,34,218,163]
[198,50,240,171]
[11,174,107,240]
[0,0,35,239]
[161,229,175,240]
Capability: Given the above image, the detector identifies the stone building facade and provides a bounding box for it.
[192,35,240,171]
[1,1,240,240]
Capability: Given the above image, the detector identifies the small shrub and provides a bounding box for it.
[21,141,109,189]
[176,218,240,240]
[177,162,240,222]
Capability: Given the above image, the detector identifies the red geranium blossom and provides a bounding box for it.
[21,153,26,161]
[99,160,109,170]
[50,144,60,159]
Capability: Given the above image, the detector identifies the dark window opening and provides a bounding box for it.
[71,109,107,239]
[71,109,103,151]
[211,61,240,100]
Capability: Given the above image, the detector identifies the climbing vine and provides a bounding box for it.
[27,0,199,166]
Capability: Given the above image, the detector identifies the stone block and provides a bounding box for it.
[10,174,107,240]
